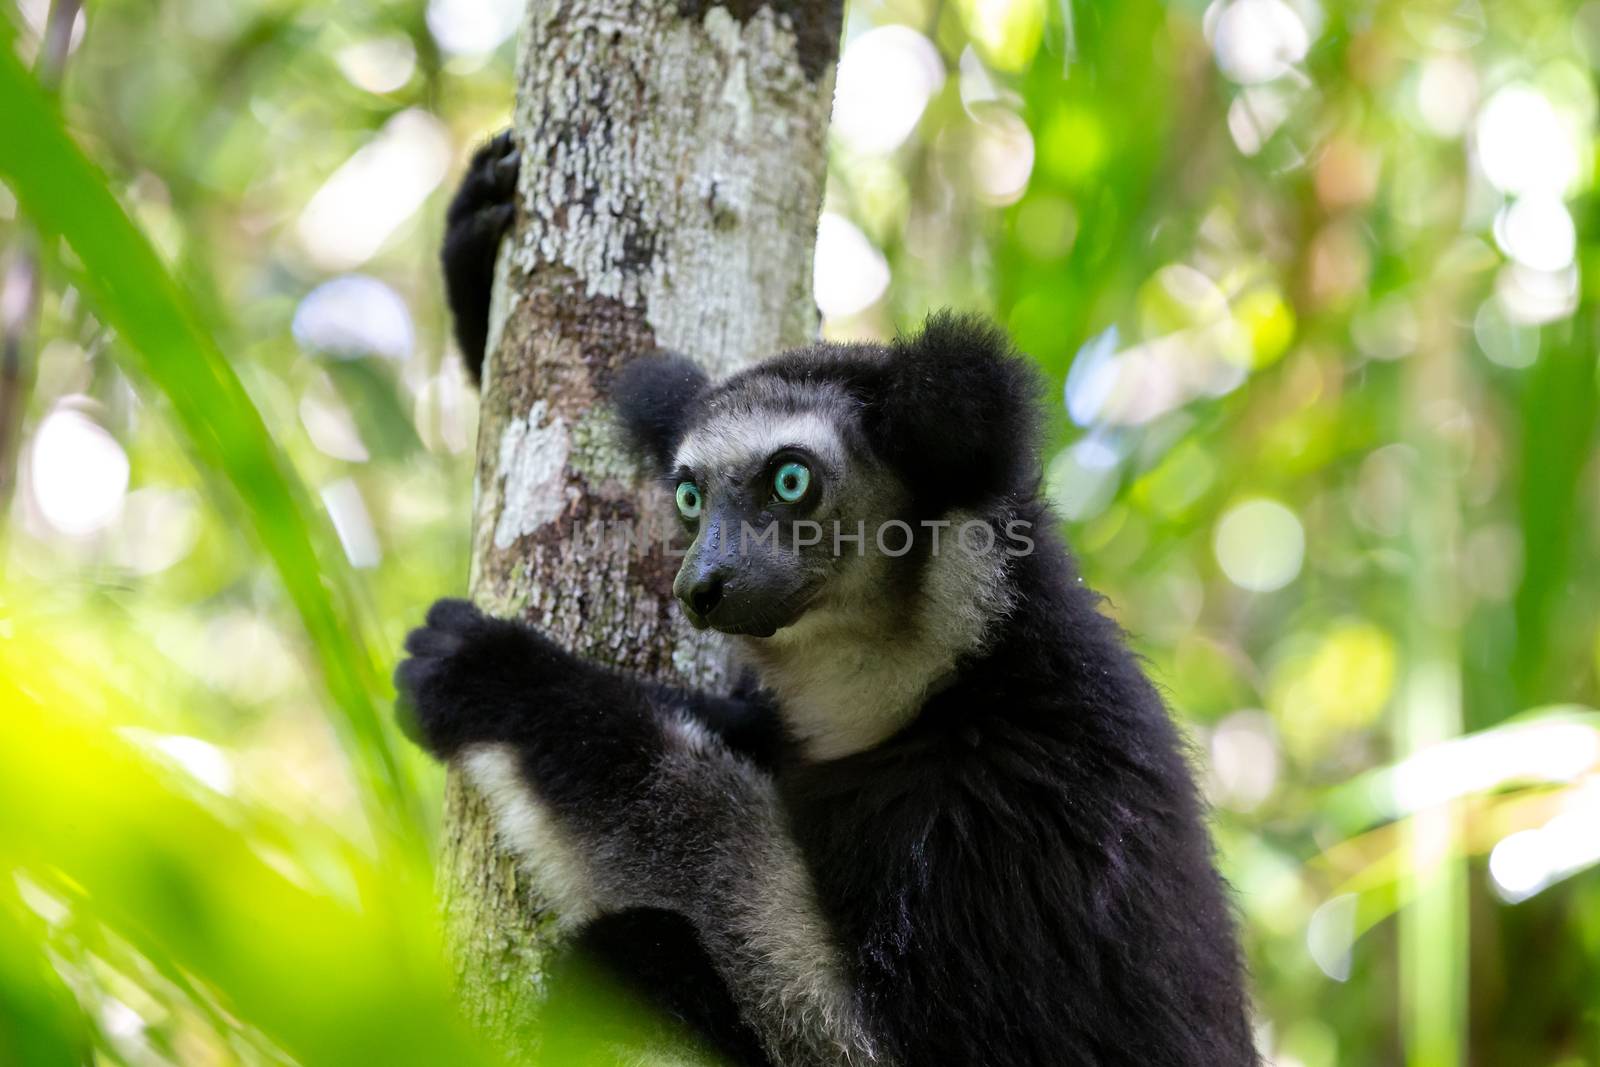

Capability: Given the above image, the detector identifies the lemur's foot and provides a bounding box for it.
[446,130,519,230]
[394,597,573,760]
[441,130,520,383]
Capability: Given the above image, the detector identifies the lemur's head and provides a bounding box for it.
[612,313,1040,640]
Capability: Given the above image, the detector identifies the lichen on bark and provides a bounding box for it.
[436,0,842,1057]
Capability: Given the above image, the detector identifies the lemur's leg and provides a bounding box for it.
[553,909,777,1067]
[440,131,518,384]
[396,600,882,1066]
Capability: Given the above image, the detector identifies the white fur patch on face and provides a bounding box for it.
[674,410,846,481]
[460,743,599,930]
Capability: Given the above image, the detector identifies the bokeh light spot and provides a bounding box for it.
[1209,710,1280,811]
[1416,54,1477,136]
[336,36,417,94]
[321,478,382,569]
[957,0,1046,72]
[1493,195,1577,273]
[813,213,890,319]
[970,111,1035,205]
[1487,785,1600,906]
[1038,106,1107,186]
[1214,498,1304,592]
[1306,893,1357,982]
[298,111,451,271]
[1235,287,1296,368]
[1494,262,1579,325]
[427,0,521,57]
[1013,195,1078,261]
[1206,0,1311,85]
[113,489,201,576]
[1475,84,1580,196]
[832,26,945,155]
[1045,435,1123,522]
[293,275,415,362]
[1474,298,1541,368]
[1270,621,1398,759]
[30,405,129,538]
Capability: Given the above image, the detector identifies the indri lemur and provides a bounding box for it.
[398,133,1258,1066]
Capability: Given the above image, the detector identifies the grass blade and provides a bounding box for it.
[0,46,416,832]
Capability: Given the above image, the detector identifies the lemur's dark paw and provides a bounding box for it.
[445,130,520,229]
[442,130,521,384]
[395,598,486,757]
[394,597,571,760]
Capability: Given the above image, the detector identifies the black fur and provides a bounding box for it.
[441,131,519,384]
[876,310,1036,511]
[782,511,1254,1064]
[544,911,775,1066]
[398,599,778,1065]
[880,312,1041,512]
[638,311,1042,516]
[398,363,1258,1064]
[399,599,765,809]
[397,521,1258,1063]
[610,353,712,473]
[419,162,1257,1064]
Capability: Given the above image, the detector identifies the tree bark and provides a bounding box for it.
[437,0,841,1058]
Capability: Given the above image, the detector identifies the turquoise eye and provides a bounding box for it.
[773,461,811,503]
[675,481,703,519]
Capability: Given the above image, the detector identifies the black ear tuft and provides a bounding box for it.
[610,352,711,473]
[877,311,1042,513]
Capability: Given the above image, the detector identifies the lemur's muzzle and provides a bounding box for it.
[672,511,813,638]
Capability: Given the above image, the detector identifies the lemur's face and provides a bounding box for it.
[667,383,905,638]
[613,316,1041,642]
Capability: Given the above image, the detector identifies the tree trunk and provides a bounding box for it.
[436,0,842,1057]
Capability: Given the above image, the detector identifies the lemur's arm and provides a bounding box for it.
[396,600,881,1066]
[644,673,785,769]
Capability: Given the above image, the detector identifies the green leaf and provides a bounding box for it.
[0,45,416,833]
[0,675,487,1067]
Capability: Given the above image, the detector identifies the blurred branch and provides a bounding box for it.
[0,0,80,534]
[0,249,40,525]
[37,0,79,90]
[1396,251,1469,1067]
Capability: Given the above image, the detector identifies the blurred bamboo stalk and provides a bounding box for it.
[0,0,81,532]
[1397,276,1469,1067]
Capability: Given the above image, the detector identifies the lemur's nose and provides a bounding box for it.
[687,574,725,619]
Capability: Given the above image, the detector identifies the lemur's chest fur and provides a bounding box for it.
[739,513,1016,761]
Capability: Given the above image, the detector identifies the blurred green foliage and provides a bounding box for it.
[2,0,1599,1064]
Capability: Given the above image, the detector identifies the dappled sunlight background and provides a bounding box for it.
[3,0,1599,1064]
